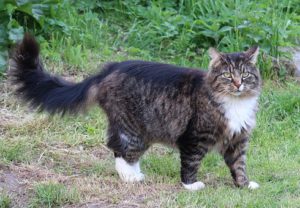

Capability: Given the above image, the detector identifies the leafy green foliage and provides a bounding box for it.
[97,0,300,70]
[1,0,300,78]
[0,0,67,75]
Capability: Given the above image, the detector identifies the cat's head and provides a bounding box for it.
[207,46,261,98]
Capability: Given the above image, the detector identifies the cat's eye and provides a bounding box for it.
[242,72,250,78]
[222,72,232,78]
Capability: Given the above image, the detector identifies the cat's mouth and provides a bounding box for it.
[230,85,245,96]
[229,89,246,96]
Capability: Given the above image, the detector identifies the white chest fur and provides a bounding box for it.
[221,96,258,135]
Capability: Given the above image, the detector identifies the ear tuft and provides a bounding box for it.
[208,47,222,60]
[245,46,259,64]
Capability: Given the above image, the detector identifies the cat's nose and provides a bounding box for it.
[233,79,241,88]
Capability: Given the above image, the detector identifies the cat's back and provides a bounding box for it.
[98,60,208,103]
[112,60,207,88]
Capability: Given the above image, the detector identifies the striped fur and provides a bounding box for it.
[10,35,261,190]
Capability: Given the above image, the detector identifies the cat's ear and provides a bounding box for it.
[245,46,259,65]
[208,48,224,68]
[208,47,222,61]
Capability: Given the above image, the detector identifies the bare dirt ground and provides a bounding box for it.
[0,80,179,207]
[0,163,178,207]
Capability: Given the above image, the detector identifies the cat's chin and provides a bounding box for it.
[228,91,257,98]
[226,91,244,97]
[231,92,242,96]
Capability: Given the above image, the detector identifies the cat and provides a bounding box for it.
[10,34,261,191]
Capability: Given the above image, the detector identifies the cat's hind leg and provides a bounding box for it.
[107,130,148,182]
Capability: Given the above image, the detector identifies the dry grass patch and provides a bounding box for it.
[0,162,179,207]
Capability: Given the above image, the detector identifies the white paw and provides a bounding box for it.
[248,181,260,189]
[119,171,145,182]
[182,181,205,191]
[115,157,144,182]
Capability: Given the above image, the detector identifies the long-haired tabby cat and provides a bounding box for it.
[10,34,261,190]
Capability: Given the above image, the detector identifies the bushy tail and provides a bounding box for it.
[10,34,103,115]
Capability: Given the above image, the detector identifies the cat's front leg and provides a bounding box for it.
[178,141,208,191]
[223,137,259,189]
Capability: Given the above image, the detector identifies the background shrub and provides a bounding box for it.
[0,0,299,78]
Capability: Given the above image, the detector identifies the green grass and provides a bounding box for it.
[0,138,36,163]
[0,194,11,208]
[30,182,80,208]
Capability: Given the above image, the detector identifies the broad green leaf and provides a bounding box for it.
[16,0,31,6]
[210,23,220,32]
[5,3,17,16]
[236,24,249,29]
[8,27,24,42]
[0,25,8,45]
[218,26,233,33]
[193,19,205,25]
[32,4,48,20]
[8,19,20,29]
[246,34,263,43]
[0,2,5,10]
[16,3,34,17]
[201,30,219,39]
[0,53,7,67]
